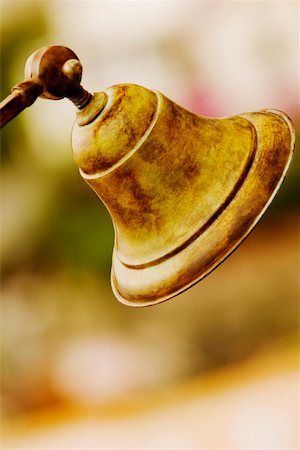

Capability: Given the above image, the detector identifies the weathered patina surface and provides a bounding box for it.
[72,84,295,306]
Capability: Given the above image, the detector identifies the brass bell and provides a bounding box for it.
[0,46,295,307]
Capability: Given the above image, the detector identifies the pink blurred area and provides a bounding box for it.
[1,1,299,448]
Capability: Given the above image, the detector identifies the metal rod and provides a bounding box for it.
[68,85,92,110]
[0,80,43,128]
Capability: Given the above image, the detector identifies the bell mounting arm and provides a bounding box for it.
[0,45,92,128]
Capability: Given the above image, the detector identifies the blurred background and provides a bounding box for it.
[0,1,299,448]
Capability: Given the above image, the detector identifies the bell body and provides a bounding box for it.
[72,84,294,306]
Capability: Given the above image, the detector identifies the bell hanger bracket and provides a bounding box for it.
[0,45,92,128]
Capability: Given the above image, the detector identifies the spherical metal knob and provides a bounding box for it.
[24,46,83,100]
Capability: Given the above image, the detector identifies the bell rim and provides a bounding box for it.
[111,109,295,307]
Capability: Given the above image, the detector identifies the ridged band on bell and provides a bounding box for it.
[71,84,294,307]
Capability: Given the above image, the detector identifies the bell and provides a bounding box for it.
[0,46,295,306]
[72,84,294,306]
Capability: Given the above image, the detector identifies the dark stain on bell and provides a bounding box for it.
[97,168,159,234]
[97,89,124,125]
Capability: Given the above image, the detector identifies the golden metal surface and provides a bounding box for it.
[72,84,295,306]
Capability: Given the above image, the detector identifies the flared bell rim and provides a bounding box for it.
[111,109,295,307]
